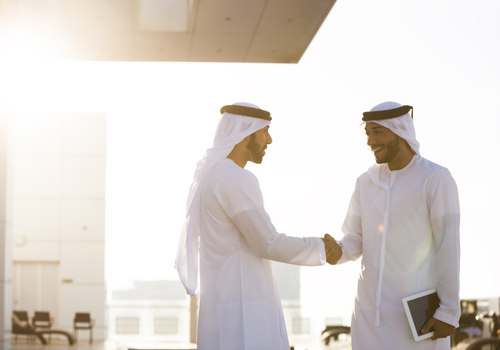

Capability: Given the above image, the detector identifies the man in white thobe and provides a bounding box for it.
[175,102,341,350]
[336,102,460,350]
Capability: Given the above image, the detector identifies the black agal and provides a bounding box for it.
[220,105,272,121]
[362,105,413,121]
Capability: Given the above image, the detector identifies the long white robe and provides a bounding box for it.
[198,158,326,350]
[339,155,460,350]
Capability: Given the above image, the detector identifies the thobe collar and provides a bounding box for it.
[367,155,420,190]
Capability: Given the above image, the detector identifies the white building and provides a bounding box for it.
[11,112,107,342]
[106,264,351,346]
[0,111,15,350]
[108,280,190,343]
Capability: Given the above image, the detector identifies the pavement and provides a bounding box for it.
[12,339,121,350]
[11,337,352,350]
[11,339,198,350]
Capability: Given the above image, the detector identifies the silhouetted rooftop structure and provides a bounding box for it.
[112,280,186,300]
[0,0,337,63]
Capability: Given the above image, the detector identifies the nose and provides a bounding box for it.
[367,135,375,147]
[267,133,273,145]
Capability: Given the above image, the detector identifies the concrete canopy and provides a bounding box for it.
[0,0,336,63]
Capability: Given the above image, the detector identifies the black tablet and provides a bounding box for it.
[402,288,440,341]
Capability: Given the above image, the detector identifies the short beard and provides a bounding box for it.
[376,135,400,164]
[247,133,266,164]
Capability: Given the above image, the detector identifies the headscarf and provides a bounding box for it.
[365,101,421,156]
[175,102,271,296]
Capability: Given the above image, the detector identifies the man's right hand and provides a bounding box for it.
[321,234,342,265]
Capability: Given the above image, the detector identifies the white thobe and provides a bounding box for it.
[198,158,326,350]
[339,155,460,350]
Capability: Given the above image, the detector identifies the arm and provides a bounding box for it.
[426,169,461,329]
[231,209,326,266]
[337,178,363,264]
[217,170,326,266]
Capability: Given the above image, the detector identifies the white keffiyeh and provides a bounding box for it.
[366,101,421,156]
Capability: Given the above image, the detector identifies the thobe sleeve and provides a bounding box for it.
[337,178,363,264]
[427,168,461,327]
[215,170,326,266]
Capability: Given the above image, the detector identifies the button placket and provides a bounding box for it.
[375,173,396,326]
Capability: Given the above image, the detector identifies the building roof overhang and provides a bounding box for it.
[0,0,336,63]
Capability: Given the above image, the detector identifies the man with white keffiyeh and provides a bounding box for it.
[175,102,342,350]
[335,101,461,350]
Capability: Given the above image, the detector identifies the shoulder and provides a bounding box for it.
[359,168,372,182]
[418,158,460,209]
[417,157,454,182]
[213,163,264,211]
[358,163,380,184]
[415,158,458,196]
[216,162,260,193]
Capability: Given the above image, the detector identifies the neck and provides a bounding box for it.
[388,148,415,171]
[227,135,254,168]
[227,153,248,168]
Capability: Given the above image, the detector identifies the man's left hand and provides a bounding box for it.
[420,317,455,340]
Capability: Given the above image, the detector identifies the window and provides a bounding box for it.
[116,317,139,334]
[13,262,59,325]
[154,317,178,334]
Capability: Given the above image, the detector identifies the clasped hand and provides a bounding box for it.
[321,234,342,265]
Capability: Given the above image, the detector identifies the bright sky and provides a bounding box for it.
[1,0,499,303]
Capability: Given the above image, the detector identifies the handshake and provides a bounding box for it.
[321,234,343,265]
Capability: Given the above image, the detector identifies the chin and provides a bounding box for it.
[250,152,265,164]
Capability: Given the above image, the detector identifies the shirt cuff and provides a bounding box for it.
[314,237,326,265]
[433,308,460,328]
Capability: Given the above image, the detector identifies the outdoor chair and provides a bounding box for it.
[32,311,54,342]
[12,311,32,341]
[454,337,500,350]
[321,325,351,345]
[32,311,53,329]
[12,313,75,346]
[73,312,94,344]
